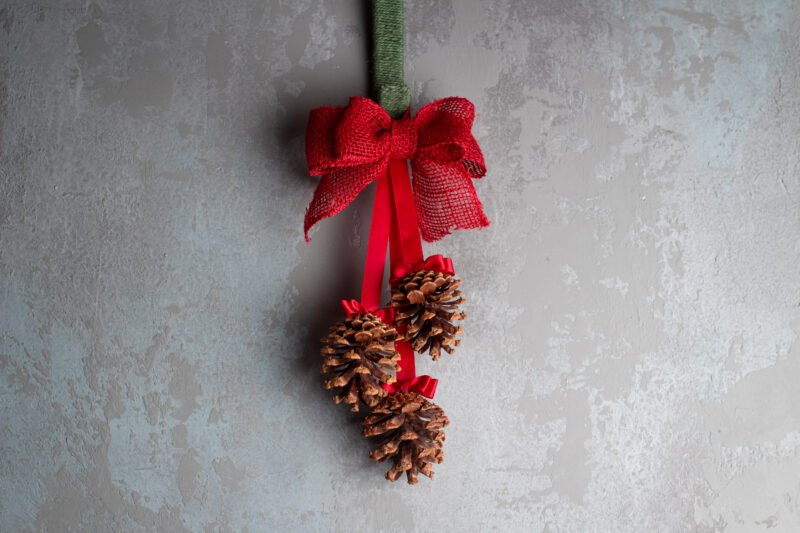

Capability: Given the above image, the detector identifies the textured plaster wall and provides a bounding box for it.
[1,1,799,531]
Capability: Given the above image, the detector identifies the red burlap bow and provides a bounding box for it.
[305,96,489,242]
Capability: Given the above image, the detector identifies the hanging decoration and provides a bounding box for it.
[303,0,489,484]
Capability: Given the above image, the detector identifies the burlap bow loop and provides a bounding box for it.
[304,96,489,242]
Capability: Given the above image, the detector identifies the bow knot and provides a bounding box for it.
[305,96,489,242]
[389,115,417,158]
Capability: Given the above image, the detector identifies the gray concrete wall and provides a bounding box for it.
[1,1,799,531]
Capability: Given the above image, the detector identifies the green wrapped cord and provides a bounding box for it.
[371,0,410,118]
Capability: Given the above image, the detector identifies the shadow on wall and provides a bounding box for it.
[254,3,383,466]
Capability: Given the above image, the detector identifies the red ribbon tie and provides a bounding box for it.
[391,254,455,284]
[383,374,438,399]
[340,299,394,325]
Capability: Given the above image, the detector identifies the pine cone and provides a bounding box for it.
[320,313,400,412]
[362,391,449,484]
[391,270,466,360]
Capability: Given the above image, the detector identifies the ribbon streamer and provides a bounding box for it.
[359,169,392,311]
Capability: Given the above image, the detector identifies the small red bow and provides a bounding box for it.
[391,254,455,284]
[383,375,438,398]
[340,299,394,324]
[305,96,489,242]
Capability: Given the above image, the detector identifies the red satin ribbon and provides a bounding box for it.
[360,169,392,311]
[383,158,439,399]
[388,158,423,267]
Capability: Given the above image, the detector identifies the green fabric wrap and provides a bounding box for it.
[371,0,410,118]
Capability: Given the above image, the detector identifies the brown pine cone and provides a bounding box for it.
[320,313,400,412]
[391,270,466,360]
[362,391,449,484]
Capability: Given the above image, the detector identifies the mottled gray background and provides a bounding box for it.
[1,0,799,531]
